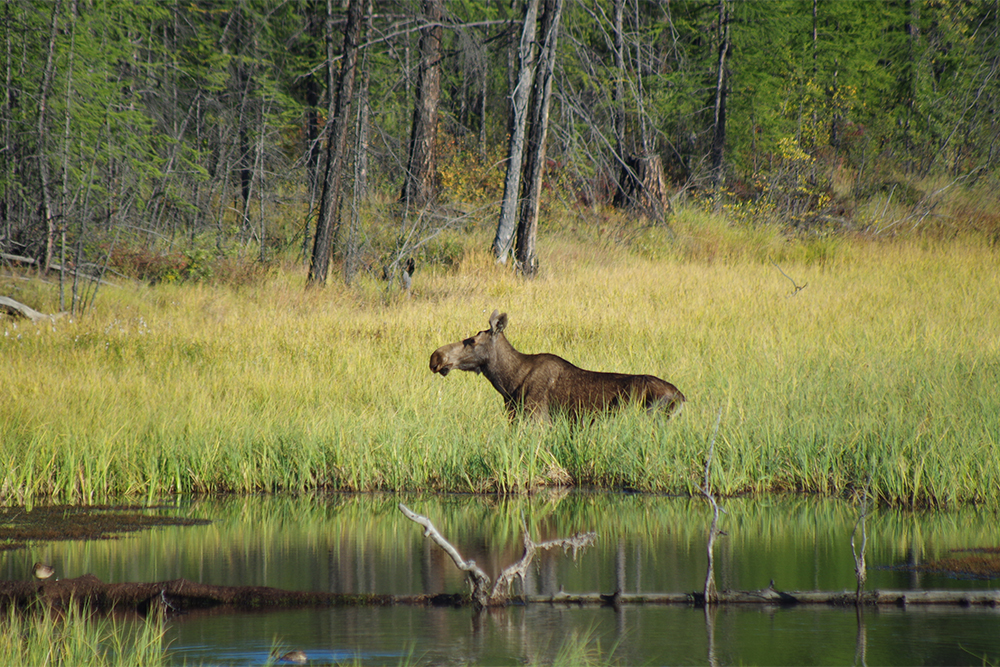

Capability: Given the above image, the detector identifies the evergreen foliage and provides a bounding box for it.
[2,0,999,292]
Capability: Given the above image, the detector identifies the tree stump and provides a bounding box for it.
[614,153,670,220]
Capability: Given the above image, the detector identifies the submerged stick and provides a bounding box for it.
[851,473,872,604]
[701,409,725,604]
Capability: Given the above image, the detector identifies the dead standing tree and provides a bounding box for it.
[493,0,540,265]
[400,0,444,210]
[609,0,670,221]
[513,0,564,277]
[398,503,596,609]
[308,0,367,287]
[709,0,730,190]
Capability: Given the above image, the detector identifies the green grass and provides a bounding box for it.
[0,605,167,667]
[2,210,998,507]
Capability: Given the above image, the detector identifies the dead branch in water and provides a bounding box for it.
[398,502,597,608]
[851,472,872,604]
[700,409,725,604]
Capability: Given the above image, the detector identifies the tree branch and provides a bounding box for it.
[399,503,596,608]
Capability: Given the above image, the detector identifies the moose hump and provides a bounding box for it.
[429,310,685,421]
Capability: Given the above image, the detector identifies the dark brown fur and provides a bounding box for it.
[429,310,685,421]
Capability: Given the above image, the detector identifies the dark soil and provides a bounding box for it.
[913,548,1000,579]
[0,504,211,551]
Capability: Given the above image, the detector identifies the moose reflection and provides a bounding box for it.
[430,310,685,422]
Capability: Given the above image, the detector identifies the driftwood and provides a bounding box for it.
[0,296,53,322]
[399,502,597,608]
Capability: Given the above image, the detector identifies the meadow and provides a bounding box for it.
[2,208,998,508]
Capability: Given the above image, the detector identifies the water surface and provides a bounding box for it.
[3,493,998,665]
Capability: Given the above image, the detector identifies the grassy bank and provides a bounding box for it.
[2,211,998,506]
[0,606,166,667]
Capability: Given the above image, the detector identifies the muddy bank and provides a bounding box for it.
[0,504,210,551]
[0,575,466,616]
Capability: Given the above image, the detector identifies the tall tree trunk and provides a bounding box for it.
[302,2,323,261]
[400,0,443,209]
[903,0,919,173]
[345,0,372,285]
[493,0,541,264]
[308,0,365,287]
[610,0,627,205]
[38,0,63,272]
[58,0,79,310]
[514,0,563,277]
[709,0,730,188]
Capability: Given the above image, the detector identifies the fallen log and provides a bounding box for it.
[531,588,1000,608]
[0,296,52,322]
[0,575,465,615]
[2,576,996,616]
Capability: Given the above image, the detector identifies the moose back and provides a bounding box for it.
[429,310,685,422]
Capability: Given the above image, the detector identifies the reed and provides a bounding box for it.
[0,605,167,667]
[2,211,998,506]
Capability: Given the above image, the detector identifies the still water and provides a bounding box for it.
[3,492,999,665]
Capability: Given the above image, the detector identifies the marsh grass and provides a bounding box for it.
[0,605,167,667]
[2,212,998,507]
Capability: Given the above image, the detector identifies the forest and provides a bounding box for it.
[2,0,1000,305]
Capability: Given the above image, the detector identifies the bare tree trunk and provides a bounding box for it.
[401,0,444,209]
[492,0,541,264]
[58,0,78,311]
[345,0,373,286]
[302,2,324,261]
[308,0,365,287]
[38,0,63,272]
[709,0,729,189]
[614,153,669,219]
[610,1,668,220]
[514,0,563,277]
[611,0,626,199]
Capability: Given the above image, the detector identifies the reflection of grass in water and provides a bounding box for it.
[2,230,999,506]
[536,626,622,667]
[42,493,999,595]
[0,606,167,667]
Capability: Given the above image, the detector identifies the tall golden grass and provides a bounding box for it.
[2,210,997,506]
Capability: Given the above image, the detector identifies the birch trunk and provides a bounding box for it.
[514,0,564,277]
[492,0,540,264]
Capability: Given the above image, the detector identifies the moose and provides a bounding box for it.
[429,310,685,422]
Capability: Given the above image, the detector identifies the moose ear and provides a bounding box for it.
[489,310,508,335]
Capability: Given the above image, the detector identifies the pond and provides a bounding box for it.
[3,492,999,665]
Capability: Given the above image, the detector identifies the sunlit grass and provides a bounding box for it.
[2,210,998,506]
[0,605,167,667]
